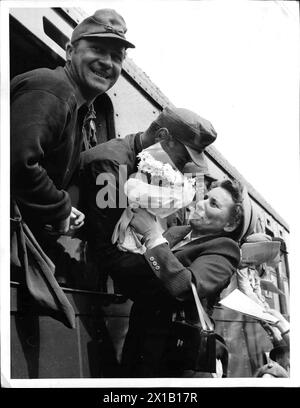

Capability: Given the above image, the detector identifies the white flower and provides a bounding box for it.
[137,151,186,185]
[124,151,196,219]
[113,151,198,254]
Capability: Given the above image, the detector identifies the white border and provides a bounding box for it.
[1,0,300,389]
[1,0,12,386]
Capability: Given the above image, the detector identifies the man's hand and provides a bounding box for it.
[44,216,70,235]
[264,308,290,333]
[69,207,85,230]
[44,207,85,235]
[130,208,166,249]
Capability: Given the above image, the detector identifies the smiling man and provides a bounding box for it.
[66,38,124,99]
[10,9,134,262]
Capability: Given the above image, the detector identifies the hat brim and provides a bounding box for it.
[238,187,258,242]
[80,33,135,48]
[185,146,208,172]
[182,160,209,176]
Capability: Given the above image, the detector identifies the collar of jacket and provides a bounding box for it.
[134,132,143,156]
[164,225,233,250]
[181,232,231,248]
[64,64,87,107]
[163,225,192,248]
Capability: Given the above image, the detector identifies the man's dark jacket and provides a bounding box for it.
[11,65,86,227]
[79,132,143,256]
[10,65,88,327]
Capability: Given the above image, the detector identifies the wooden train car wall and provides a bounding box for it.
[9,7,290,379]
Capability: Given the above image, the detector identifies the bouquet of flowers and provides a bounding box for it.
[112,150,196,254]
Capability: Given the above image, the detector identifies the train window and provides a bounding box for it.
[10,15,64,78]
[265,227,274,238]
[43,17,69,51]
[52,8,78,28]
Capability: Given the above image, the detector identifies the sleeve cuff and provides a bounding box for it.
[145,236,169,249]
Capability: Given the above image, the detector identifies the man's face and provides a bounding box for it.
[189,186,235,235]
[67,38,125,101]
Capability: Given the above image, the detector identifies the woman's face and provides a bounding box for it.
[189,186,235,234]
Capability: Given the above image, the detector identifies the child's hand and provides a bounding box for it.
[263,308,289,333]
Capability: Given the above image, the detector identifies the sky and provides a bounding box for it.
[81,0,299,229]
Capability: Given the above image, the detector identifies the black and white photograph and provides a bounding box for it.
[1,0,299,392]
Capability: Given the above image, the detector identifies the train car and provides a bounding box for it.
[9,7,290,379]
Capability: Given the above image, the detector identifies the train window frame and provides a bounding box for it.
[10,15,65,78]
[43,16,69,51]
[265,226,274,238]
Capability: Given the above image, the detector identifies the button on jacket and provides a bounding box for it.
[145,234,240,303]
[11,65,86,226]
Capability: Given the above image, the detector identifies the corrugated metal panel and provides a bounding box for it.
[122,58,174,109]
[107,75,162,138]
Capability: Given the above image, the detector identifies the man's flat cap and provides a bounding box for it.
[71,8,135,49]
[156,107,217,170]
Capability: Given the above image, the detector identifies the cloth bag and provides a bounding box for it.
[10,201,76,329]
[164,283,216,373]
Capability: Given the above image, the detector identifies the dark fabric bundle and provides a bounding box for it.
[11,201,76,328]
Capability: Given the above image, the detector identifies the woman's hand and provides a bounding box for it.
[130,207,157,236]
[130,208,165,248]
